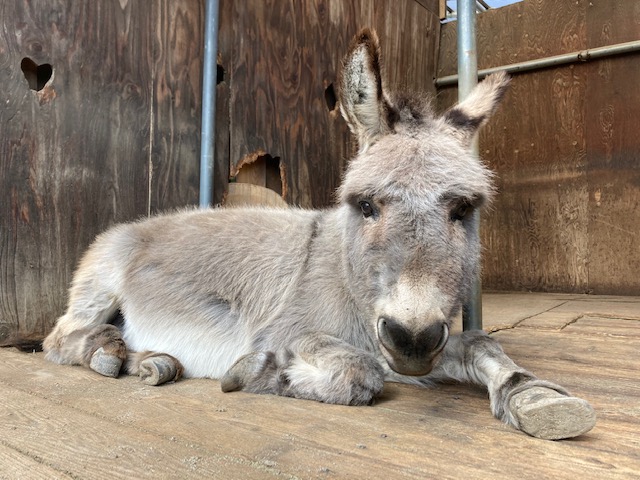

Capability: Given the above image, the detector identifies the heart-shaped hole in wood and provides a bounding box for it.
[21,57,53,91]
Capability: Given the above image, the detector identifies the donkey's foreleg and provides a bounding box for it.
[427,331,596,439]
[221,333,385,405]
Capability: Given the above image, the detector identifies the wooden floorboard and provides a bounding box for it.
[0,293,638,479]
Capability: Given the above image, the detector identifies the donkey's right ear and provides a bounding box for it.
[443,71,511,148]
[337,29,394,151]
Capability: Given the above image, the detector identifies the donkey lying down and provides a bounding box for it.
[44,29,595,440]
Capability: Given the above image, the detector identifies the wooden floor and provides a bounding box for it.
[1,293,639,480]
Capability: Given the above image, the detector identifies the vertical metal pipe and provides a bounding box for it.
[457,0,483,330]
[199,0,220,208]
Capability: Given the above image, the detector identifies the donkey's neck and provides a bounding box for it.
[293,207,376,347]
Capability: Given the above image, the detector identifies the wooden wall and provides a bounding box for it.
[1,0,440,339]
[0,0,203,342]
[437,0,640,295]
[216,0,441,207]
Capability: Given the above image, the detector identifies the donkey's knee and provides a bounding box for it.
[44,324,126,378]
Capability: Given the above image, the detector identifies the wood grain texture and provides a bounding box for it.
[208,0,234,206]
[227,0,439,208]
[0,0,151,342]
[149,0,204,212]
[438,0,639,294]
[0,0,203,339]
[585,0,640,295]
[1,293,639,479]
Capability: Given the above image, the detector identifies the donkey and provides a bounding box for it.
[43,29,595,440]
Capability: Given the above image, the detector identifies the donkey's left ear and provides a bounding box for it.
[338,28,394,151]
[443,71,510,147]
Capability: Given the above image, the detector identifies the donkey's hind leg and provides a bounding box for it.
[44,324,127,378]
[125,351,184,386]
[426,331,596,440]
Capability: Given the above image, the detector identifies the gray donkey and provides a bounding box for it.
[43,29,595,440]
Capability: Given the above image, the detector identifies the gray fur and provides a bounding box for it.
[43,29,595,439]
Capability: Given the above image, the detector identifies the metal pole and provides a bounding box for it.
[199,0,220,208]
[458,0,483,331]
[436,39,640,87]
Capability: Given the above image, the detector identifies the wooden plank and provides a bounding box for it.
[0,0,153,341]
[585,0,640,295]
[149,0,203,212]
[0,386,278,479]
[437,0,599,293]
[1,317,640,480]
[0,0,205,339]
[561,316,640,338]
[229,0,352,208]
[476,0,589,293]
[0,447,74,480]
[438,0,640,295]
[481,293,570,330]
[227,0,439,208]
[206,0,234,206]
[411,0,440,16]
[0,352,501,480]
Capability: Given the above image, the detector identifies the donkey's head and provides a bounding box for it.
[336,29,509,376]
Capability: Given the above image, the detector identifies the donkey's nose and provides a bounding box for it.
[377,316,449,376]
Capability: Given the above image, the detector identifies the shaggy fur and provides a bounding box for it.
[43,29,595,439]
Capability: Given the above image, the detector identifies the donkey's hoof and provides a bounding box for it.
[90,347,123,378]
[221,352,273,393]
[139,355,181,386]
[509,387,596,440]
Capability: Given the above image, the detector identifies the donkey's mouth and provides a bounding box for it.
[379,347,437,376]
[376,320,449,376]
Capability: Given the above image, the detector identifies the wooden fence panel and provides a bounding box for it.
[149,0,203,212]
[227,0,439,208]
[585,0,640,295]
[437,0,639,295]
[0,0,202,341]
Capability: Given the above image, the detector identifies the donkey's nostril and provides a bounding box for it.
[377,316,413,356]
[433,323,449,354]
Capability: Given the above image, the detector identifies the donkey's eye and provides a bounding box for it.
[450,200,473,222]
[359,200,376,218]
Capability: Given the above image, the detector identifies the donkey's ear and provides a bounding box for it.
[337,28,394,151]
[443,71,510,147]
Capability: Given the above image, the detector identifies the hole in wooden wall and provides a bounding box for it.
[21,58,53,91]
[228,153,287,208]
[325,83,337,111]
[262,154,283,196]
[234,153,284,197]
[217,64,225,85]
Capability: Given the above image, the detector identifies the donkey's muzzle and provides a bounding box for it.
[377,317,449,376]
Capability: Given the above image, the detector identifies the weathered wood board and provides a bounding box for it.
[1,0,439,339]
[0,0,203,341]
[224,0,440,207]
[437,0,640,295]
[0,293,638,479]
